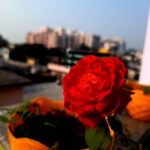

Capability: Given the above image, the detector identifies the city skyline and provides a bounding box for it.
[26,26,101,50]
[0,0,149,50]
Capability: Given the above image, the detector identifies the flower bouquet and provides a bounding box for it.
[1,55,149,150]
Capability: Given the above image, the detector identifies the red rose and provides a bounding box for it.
[63,55,132,128]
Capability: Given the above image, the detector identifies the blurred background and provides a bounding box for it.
[0,0,149,105]
[0,0,149,103]
[0,1,150,149]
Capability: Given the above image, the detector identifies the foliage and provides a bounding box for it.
[85,119,111,150]
[142,86,150,94]
[0,35,9,48]
[0,100,31,124]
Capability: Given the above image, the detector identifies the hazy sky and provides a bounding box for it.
[0,0,149,50]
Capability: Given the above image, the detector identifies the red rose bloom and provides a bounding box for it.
[63,55,132,128]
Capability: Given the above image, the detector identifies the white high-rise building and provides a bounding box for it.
[113,37,126,54]
[66,30,79,49]
[85,34,100,49]
[55,27,66,48]
[78,32,86,46]
[101,38,125,54]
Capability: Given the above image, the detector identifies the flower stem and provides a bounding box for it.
[105,116,115,150]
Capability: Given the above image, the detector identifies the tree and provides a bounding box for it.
[0,35,9,48]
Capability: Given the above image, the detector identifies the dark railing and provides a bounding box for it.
[61,50,113,67]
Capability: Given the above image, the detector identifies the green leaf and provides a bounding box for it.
[50,142,59,150]
[142,86,150,94]
[0,144,5,150]
[85,120,111,150]
[44,122,56,128]
[100,133,111,150]
[0,107,10,111]
[0,115,9,123]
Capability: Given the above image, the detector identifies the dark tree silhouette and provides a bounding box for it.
[0,35,9,48]
[10,44,66,65]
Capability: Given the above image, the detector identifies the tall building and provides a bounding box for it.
[85,34,100,49]
[47,31,59,48]
[101,38,126,54]
[26,26,52,47]
[66,30,79,49]
[26,26,101,50]
[55,27,67,48]
[113,38,126,53]
[101,39,115,50]
[26,32,43,44]
[92,35,100,49]
[26,32,35,44]
[78,32,86,46]
[39,26,52,47]
[39,26,52,33]
[34,32,44,44]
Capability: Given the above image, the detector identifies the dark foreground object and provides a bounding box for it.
[13,110,87,150]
